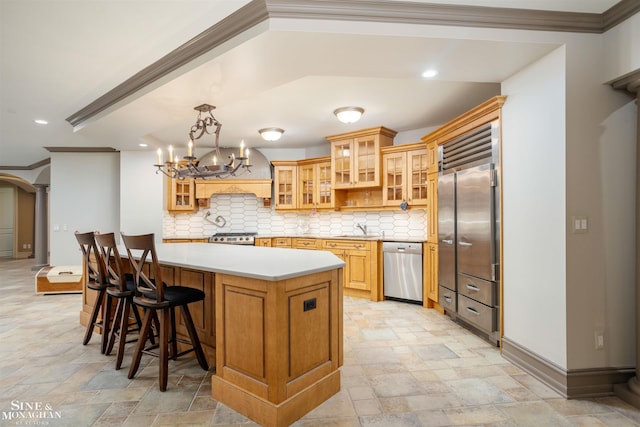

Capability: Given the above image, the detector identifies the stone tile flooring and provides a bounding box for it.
[2,257,640,426]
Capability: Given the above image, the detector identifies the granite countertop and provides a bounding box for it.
[119,242,345,281]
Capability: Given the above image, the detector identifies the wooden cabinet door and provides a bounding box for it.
[344,249,371,291]
[298,163,315,209]
[426,242,438,304]
[168,178,196,212]
[353,136,379,188]
[274,165,297,210]
[316,161,333,208]
[407,149,428,205]
[332,139,353,189]
[382,152,405,206]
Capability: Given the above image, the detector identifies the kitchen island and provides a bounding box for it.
[80,242,345,427]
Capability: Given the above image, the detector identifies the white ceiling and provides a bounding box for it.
[0,0,621,167]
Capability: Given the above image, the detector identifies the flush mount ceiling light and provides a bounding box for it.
[34,119,48,125]
[333,106,364,124]
[421,69,439,78]
[259,127,284,141]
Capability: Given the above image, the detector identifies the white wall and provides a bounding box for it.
[564,34,638,369]
[119,151,163,242]
[49,152,120,266]
[502,46,568,368]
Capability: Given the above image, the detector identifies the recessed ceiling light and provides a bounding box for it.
[139,143,148,147]
[421,69,438,78]
[34,119,48,125]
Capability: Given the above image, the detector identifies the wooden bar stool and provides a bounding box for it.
[121,232,209,391]
[95,232,144,370]
[74,231,111,354]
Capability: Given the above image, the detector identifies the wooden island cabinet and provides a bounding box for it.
[80,243,344,427]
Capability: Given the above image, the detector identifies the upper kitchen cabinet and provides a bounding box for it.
[167,177,197,213]
[326,127,396,189]
[298,157,333,210]
[381,144,428,207]
[272,161,298,210]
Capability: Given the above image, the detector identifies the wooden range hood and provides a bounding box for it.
[195,178,272,199]
[193,147,272,201]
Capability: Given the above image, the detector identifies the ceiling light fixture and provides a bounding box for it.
[34,119,48,125]
[154,104,250,180]
[333,107,364,124]
[421,69,438,78]
[259,127,284,141]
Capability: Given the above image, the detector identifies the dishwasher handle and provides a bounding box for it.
[382,241,423,255]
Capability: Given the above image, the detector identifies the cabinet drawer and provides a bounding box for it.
[273,237,292,247]
[322,240,370,251]
[294,238,319,249]
[457,294,497,332]
[457,273,496,306]
[438,286,457,312]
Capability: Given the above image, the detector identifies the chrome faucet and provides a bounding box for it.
[356,223,367,235]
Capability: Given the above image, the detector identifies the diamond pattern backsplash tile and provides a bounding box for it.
[163,194,427,240]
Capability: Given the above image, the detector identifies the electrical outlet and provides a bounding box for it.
[595,331,604,350]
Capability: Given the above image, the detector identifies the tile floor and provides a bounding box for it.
[2,257,640,426]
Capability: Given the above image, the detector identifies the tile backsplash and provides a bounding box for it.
[163,194,427,240]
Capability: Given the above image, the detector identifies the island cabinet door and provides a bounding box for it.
[174,268,216,362]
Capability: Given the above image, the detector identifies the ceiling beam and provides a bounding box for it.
[66,0,640,131]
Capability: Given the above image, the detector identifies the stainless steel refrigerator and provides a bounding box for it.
[438,162,500,345]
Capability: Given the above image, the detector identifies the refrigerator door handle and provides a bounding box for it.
[465,284,480,292]
[441,239,453,245]
[459,241,473,247]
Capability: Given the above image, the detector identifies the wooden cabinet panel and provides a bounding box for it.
[289,286,330,378]
[293,237,319,249]
[176,268,215,350]
[273,237,292,248]
[322,239,378,299]
[427,176,438,243]
[425,242,438,305]
[327,127,396,189]
[272,162,297,210]
[344,250,370,291]
[382,148,428,206]
[167,177,197,212]
[254,237,272,247]
[298,158,333,210]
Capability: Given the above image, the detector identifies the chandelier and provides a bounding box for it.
[154,104,251,180]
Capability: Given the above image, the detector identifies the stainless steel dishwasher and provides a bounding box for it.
[383,241,423,304]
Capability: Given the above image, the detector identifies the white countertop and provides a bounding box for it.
[120,242,345,282]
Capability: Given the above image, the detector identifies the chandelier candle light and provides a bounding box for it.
[154,104,251,179]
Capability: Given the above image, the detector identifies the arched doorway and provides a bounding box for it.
[0,173,43,261]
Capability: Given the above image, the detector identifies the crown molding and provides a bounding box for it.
[0,158,51,171]
[609,68,640,95]
[66,0,639,130]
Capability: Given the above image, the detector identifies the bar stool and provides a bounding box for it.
[74,230,111,354]
[95,232,144,370]
[121,232,209,391]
